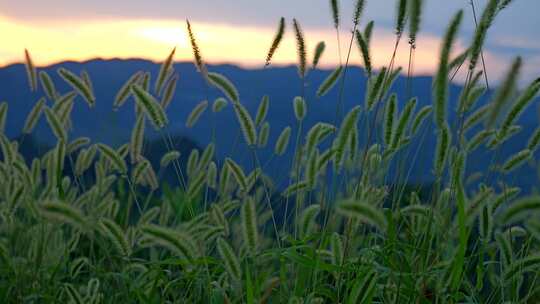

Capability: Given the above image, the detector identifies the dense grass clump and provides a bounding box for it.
[2,1,540,303]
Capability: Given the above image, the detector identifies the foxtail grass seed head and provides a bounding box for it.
[187,149,200,179]
[24,49,37,92]
[140,72,151,92]
[384,94,397,146]
[499,78,540,137]
[241,197,258,255]
[23,98,46,134]
[353,0,366,26]
[67,137,90,154]
[206,161,217,189]
[391,97,416,150]
[469,0,499,71]
[265,17,286,67]
[336,199,387,230]
[366,67,387,110]
[0,102,7,134]
[160,150,180,168]
[212,97,228,113]
[97,144,127,175]
[499,196,540,225]
[502,149,531,173]
[355,30,372,76]
[141,224,197,261]
[99,218,131,257]
[293,96,307,121]
[275,126,292,155]
[39,71,57,101]
[433,10,463,129]
[226,158,248,191]
[44,107,67,143]
[216,238,242,281]
[293,19,307,79]
[486,57,521,129]
[58,68,95,107]
[317,66,343,97]
[434,124,451,176]
[330,0,340,29]
[130,115,145,164]
[255,95,270,127]
[207,72,239,104]
[186,100,208,128]
[232,102,257,146]
[199,143,215,171]
[155,47,176,95]
[312,42,326,69]
[335,106,361,170]
[330,233,344,266]
[186,20,208,79]
[396,0,408,35]
[114,71,143,109]
[160,74,178,109]
[80,70,93,94]
[408,0,423,47]
[298,204,320,238]
[258,122,270,148]
[131,85,168,130]
[39,200,87,230]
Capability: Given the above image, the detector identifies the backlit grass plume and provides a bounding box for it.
[486,57,521,129]
[207,72,239,104]
[216,238,241,281]
[39,71,57,101]
[275,126,292,155]
[255,95,270,127]
[232,102,257,146]
[433,10,463,129]
[24,49,37,92]
[468,0,499,72]
[186,100,208,128]
[130,115,145,164]
[241,197,258,255]
[0,102,7,134]
[293,19,307,79]
[23,98,46,134]
[408,0,423,46]
[312,42,326,69]
[141,224,197,261]
[353,0,366,26]
[131,85,168,130]
[355,29,372,76]
[396,0,408,35]
[497,78,540,141]
[265,17,286,67]
[336,199,387,230]
[154,47,175,95]
[317,66,343,97]
[186,20,208,79]
[330,0,340,29]
[114,72,143,109]
[58,68,95,108]
[334,106,361,170]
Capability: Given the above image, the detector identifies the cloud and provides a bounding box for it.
[1,0,538,84]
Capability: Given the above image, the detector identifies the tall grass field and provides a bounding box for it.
[2,0,540,302]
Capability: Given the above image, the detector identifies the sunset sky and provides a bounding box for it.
[1,0,539,83]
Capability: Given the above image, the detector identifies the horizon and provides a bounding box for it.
[1,1,540,85]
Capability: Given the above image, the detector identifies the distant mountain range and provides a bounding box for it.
[0,59,538,192]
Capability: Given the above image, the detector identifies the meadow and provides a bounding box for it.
[2,0,540,302]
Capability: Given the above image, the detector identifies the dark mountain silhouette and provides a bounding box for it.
[0,58,538,192]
